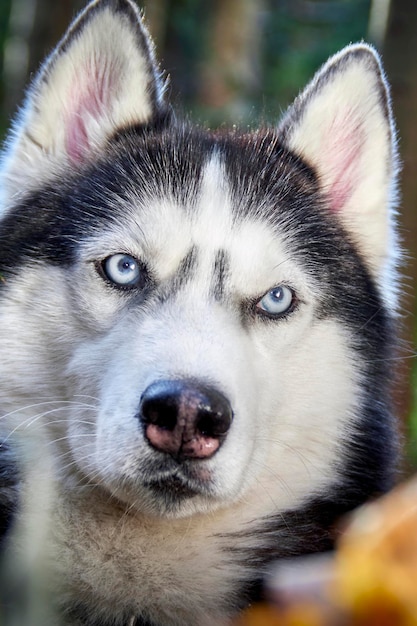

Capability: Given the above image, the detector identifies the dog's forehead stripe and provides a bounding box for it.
[211,249,230,301]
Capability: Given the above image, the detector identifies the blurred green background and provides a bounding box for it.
[0,0,416,465]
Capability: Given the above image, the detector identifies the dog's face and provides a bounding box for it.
[51,147,359,518]
[0,0,398,520]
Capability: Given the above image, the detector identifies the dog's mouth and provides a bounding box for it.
[139,472,214,516]
[143,474,201,500]
[141,459,215,503]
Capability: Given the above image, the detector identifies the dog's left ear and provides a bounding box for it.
[279,44,398,280]
[2,0,166,198]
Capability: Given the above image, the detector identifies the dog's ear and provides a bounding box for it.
[279,44,398,280]
[2,0,165,197]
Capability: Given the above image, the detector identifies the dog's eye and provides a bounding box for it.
[101,254,142,288]
[256,285,295,317]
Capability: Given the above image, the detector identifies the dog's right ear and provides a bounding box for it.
[1,0,166,199]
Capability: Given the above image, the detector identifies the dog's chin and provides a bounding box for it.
[125,487,214,520]
[141,477,208,517]
[144,475,202,500]
[100,467,223,519]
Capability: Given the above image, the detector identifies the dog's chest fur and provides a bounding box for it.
[46,487,263,625]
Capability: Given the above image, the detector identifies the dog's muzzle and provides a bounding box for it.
[139,380,233,460]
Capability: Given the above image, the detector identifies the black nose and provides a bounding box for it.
[139,380,233,459]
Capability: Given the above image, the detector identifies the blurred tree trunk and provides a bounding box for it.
[28,0,84,75]
[198,0,264,121]
[126,0,265,124]
[0,0,12,134]
[142,0,169,49]
[3,0,84,125]
[383,0,417,428]
[1,0,34,124]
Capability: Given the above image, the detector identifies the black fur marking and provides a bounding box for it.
[211,249,229,301]
[0,442,20,544]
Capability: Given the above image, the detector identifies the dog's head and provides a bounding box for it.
[0,0,398,519]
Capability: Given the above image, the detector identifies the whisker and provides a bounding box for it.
[1,404,98,445]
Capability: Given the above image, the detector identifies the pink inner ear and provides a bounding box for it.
[64,61,118,162]
[323,108,364,213]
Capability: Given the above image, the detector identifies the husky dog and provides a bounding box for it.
[0,0,399,624]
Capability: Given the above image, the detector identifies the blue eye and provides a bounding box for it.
[256,285,295,317]
[102,254,141,288]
